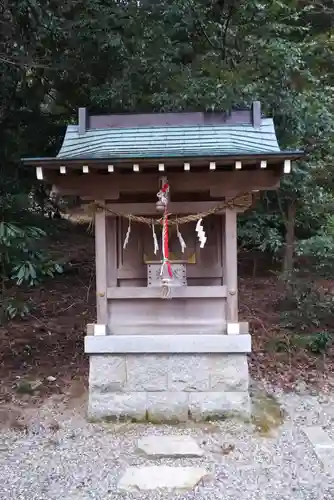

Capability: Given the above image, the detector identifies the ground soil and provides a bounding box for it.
[1,222,333,410]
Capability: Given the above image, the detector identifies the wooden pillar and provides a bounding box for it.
[106,217,118,288]
[95,203,108,324]
[221,215,226,286]
[224,208,238,325]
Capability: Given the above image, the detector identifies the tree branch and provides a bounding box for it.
[186,0,222,52]
[221,3,236,61]
[276,192,288,226]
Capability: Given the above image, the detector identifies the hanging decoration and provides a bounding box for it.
[176,223,187,254]
[152,223,159,255]
[123,218,131,249]
[195,218,207,248]
[157,181,173,279]
[83,191,253,298]
[161,278,172,299]
[86,193,252,228]
[155,179,173,299]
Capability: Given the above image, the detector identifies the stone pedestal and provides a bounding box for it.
[85,334,251,422]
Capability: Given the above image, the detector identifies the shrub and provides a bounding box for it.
[0,193,63,322]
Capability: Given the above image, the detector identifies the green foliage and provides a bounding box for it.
[278,206,334,335]
[238,203,284,255]
[2,298,30,321]
[0,192,63,322]
[1,0,334,335]
[280,274,334,332]
[303,332,333,354]
[270,332,333,355]
[239,166,334,262]
[296,215,334,276]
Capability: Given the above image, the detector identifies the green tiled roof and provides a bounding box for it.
[56,118,282,160]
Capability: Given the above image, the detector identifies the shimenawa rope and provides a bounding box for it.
[85,192,252,231]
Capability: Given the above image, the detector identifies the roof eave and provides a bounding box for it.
[21,150,304,167]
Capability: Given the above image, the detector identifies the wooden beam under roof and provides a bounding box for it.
[46,170,281,198]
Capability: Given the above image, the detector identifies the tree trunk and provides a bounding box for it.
[282,201,296,274]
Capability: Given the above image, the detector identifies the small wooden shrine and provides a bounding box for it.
[23,103,302,421]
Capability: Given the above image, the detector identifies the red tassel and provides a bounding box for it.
[167,262,173,278]
[161,183,169,193]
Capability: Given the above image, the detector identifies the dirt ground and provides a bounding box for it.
[1,223,333,415]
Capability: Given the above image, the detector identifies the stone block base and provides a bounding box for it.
[87,351,250,422]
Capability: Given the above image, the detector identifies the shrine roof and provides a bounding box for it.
[22,105,303,167]
[54,118,282,160]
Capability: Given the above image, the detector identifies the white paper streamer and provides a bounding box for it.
[176,224,186,253]
[195,218,207,248]
[152,223,159,255]
[123,219,131,249]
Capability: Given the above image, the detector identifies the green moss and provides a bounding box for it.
[250,390,286,436]
[204,413,228,422]
[87,414,131,424]
[145,414,184,425]
[14,380,42,395]
[130,416,148,423]
[85,395,285,433]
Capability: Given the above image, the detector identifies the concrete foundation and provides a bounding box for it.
[86,335,251,421]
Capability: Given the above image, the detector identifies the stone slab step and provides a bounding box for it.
[118,465,211,492]
[303,426,334,476]
[137,435,204,458]
[302,426,334,449]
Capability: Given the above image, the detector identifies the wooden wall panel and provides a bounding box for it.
[107,298,226,335]
[117,219,146,274]
[113,216,224,287]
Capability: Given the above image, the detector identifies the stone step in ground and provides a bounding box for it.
[118,434,210,492]
[137,435,205,458]
[302,426,334,476]
[118,465,211,492]
[118,426,334,493]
